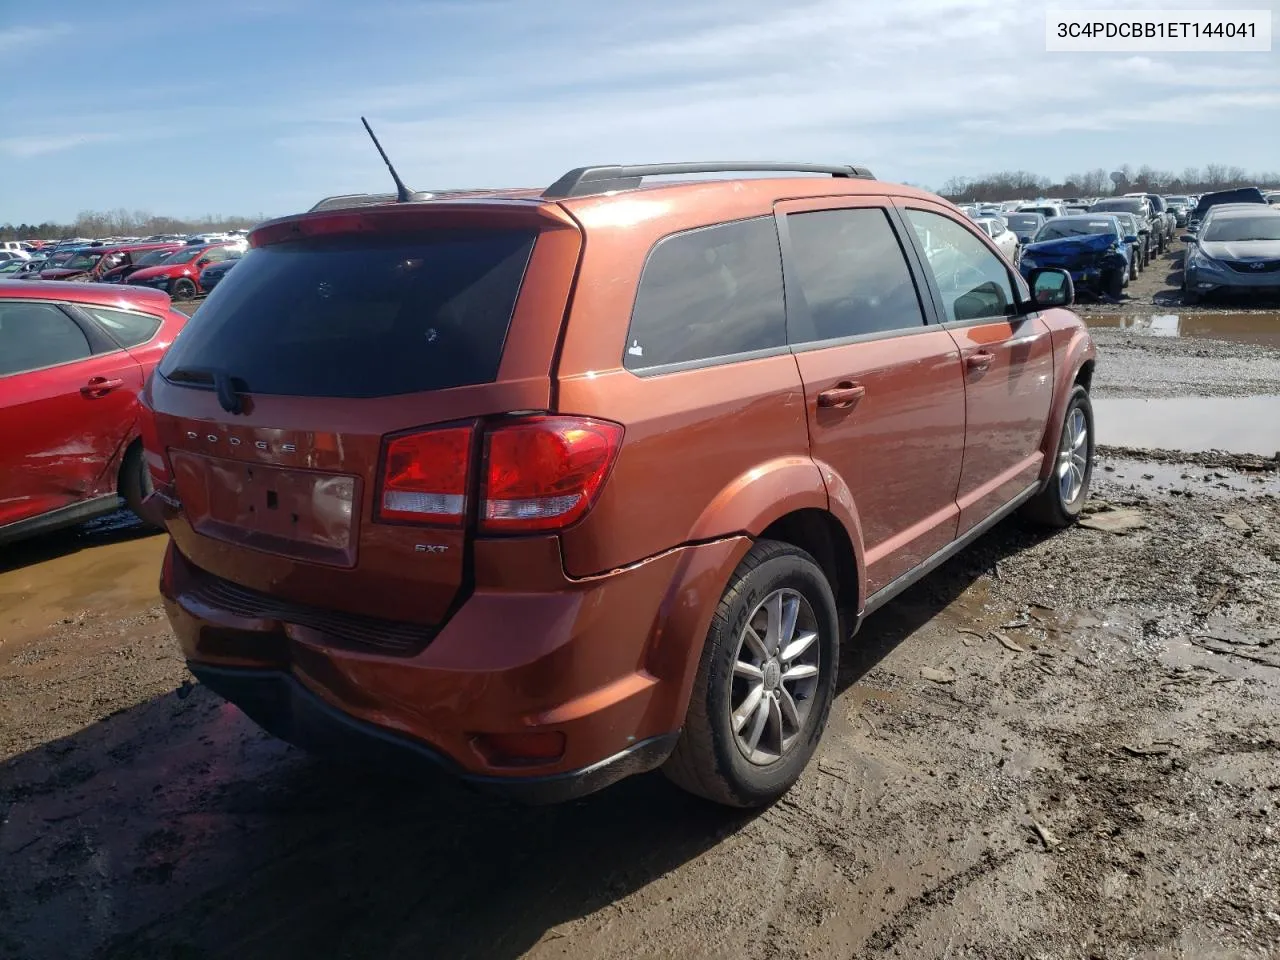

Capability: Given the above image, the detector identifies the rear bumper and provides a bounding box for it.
[161,533,749,800]
[190,663,679,804]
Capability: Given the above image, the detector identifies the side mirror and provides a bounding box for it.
[1179,235,1195,244]
[1028,268,1074,309]
[196,258,210,268]
[1125,234,1139,244]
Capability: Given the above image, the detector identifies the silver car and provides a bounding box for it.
[1181,205,1280,303]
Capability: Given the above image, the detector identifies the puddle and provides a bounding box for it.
[1092,395,1280,456]
[0,515,166,641]
[1086,312,1280,349]
[1098,457,1280,498]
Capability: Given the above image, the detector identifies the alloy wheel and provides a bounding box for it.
[729,588,822,766]
[1057,406,1089,505]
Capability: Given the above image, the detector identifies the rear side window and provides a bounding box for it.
[159,230,537,398]
[625,217,785,372]
[0,302,91,376]
[81,306,161,348]
[785,208,926,343]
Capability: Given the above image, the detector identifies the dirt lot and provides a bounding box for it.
[3,264,1280,960]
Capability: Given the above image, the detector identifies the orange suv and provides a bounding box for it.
[141,162,1096,807]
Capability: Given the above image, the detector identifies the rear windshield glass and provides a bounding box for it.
[1194,189,1266,216]
[159,230,537,398]
[1091,199,1144,214]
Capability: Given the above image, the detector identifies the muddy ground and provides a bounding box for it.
[3,277,1280,960]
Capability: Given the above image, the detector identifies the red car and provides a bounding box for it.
[38,242,183,283]
[124,243,242,301]
[98,245,186,284]
[0,281,188,543]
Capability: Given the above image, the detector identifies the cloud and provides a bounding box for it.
[4,0,1278,220]
[269,0,1276,195]
[0,133,121,158]
[0,24,73,53]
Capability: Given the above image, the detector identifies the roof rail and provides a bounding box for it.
[542,162,875,200]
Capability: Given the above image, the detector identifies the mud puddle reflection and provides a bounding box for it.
[1092,395,1280,455]
[1086,311,1280,348]
[1098,456,1280,498]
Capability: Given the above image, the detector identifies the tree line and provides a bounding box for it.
[940,164,1280,203]
[0,208,266,242]
[6,165,1279,238]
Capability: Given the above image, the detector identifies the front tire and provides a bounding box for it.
[1022,386,1094,528]
[171,277,197,301]
[1103,268,1125,299]
[663,540,840,808]
[1128,253,1138,281]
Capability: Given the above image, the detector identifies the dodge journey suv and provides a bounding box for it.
[141,162,1097,808]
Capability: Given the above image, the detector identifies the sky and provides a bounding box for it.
[1,0,1278,224]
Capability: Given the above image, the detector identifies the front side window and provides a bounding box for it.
[905,209,1016,323]
[785,208,925,342]
[626,217,786,371]
[0,302,91,376]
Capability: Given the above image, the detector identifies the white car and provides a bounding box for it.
[1017,202,1066,219]
[974,216,1020,262]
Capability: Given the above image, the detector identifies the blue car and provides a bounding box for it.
[1018,215,1133,300]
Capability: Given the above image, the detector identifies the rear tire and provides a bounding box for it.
[662,539,840,808]
[171,277,197,301]
[1022,386,1094,529]
[119,442,158,528]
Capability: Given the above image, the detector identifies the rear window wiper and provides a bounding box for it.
[164,366,248,414]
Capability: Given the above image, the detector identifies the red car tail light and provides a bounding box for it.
[480,416,623,534]
[376,425,474,526]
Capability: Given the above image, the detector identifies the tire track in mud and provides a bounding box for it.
[862,848,1022,953]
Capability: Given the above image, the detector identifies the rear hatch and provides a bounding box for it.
[146,202,582,629]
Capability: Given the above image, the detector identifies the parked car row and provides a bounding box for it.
[3,234,247,300]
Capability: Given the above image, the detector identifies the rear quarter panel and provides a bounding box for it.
[553,185,822,578]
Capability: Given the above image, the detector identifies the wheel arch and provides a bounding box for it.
[1037,329,1097,486]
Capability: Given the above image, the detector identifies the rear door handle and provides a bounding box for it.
[81,376,124,397]
[965,351,995,370]
[817,383,866,408]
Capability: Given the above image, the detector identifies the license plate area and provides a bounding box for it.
[170,451,360,567]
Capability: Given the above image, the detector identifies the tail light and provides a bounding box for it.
[481,417,623,534]
[377,425,474,526]
[374,416,623,533]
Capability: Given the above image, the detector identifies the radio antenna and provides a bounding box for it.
[361,116,428,203]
